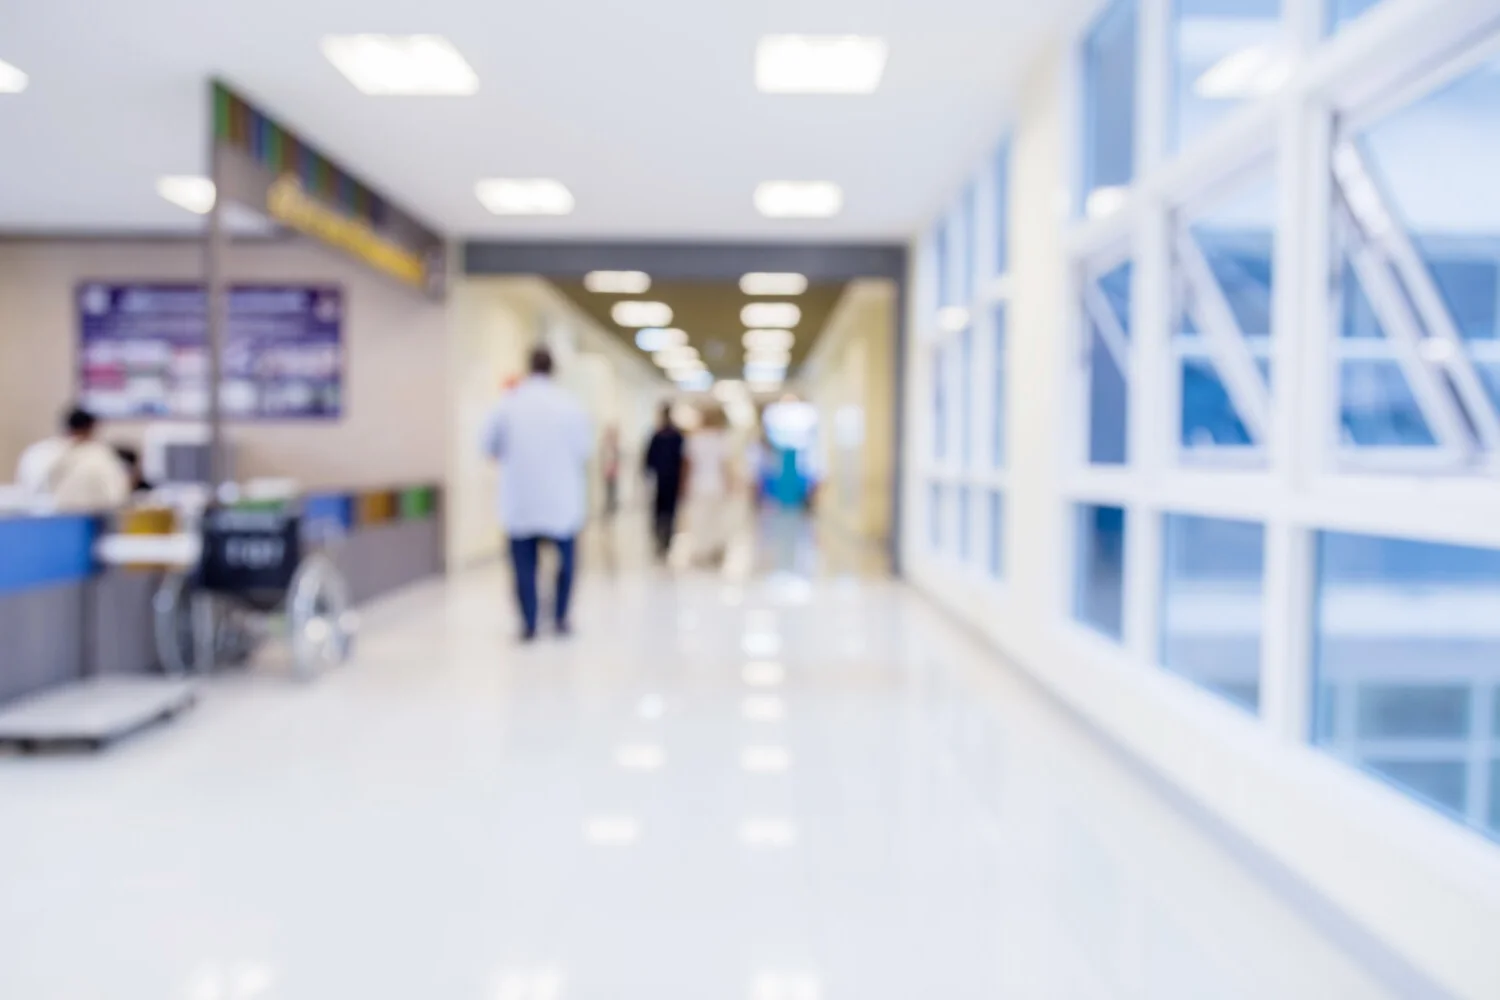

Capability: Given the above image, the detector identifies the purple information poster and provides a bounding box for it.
[77,283,344,420]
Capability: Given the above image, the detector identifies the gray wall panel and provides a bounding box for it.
[0,582,84,703]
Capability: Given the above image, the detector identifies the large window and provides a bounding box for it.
[1313,531,1500,842]
[1171,0,1284,151]
[988,491,1005,579]
[1161,514,1266,711]
[1083,0,1140,216]
[1074,504,1128,641]
[1172,174,1275,461]
[1329,0,1384,32]
[1331,50,1500,468]
[932,342,948,463]
[960,325,974,468]
[1082,258,1134,464]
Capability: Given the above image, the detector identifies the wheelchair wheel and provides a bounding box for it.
[286,553,357,680]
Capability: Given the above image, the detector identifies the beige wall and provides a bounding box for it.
[0,239,447,489]
[798,279,896,545]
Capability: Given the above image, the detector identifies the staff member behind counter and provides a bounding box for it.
[15,406,132,512]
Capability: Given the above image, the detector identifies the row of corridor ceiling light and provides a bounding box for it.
[132,34,886,222]
[584,271,809,394]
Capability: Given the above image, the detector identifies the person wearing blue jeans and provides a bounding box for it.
[508,536,576,638]
[481,347,593,642]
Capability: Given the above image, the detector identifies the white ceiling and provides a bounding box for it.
[0,0,1065,241]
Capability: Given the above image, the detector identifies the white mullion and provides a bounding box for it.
[1177,228,1274,443]
[1136,0,1171,180]
[1341,212,1473,456]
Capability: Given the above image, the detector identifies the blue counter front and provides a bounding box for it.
[0,514,99,596]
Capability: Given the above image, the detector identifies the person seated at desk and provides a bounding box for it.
[16,406,131,512]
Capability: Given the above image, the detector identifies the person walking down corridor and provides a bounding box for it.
[643,403,685,559]
[481,347,592,642]
[685,405,738,567]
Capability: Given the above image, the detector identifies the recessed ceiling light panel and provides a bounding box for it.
[746,348,792,367]
[157,176,217,215]
[743,328,796,352]
[740,272,809,296]
[0,58,28,94]
[584,270,651,294]
[322,35,478,95]
[476,178,574,216]
[755,181,843,219]
[611,300,674,327]
[636,327,688,351]
[756,35,888,94]
[742,303,802,328]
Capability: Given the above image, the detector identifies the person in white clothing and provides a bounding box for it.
[15,407,131,513]
[684,405,738,566]
[481,347,593,641]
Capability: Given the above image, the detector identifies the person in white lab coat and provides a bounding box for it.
[684,405,740,567]
[481,347,593,641]
[15,407,131,513]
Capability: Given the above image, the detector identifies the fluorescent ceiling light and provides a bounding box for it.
[157,176,217,215]
[1085,185,1127,220]
[1193,45,1290,100]
[615,744,666,771]
[714,379,749,400]
[755,181,843,219]
[745,363,788,382]
[584,270,651,294]
[495,970,567,1000]
[476,178,574,216]
[0,58,28,94]
[636,327,688,351]
[746,346,792,364]
[742,661,786,687]
[583,816,640,846]
[676,371,714,392]
[756,35,888,94]
[742,695,786,722]
[740,272,809,296]
[321,35,478,96]
[742,303,802,328]
[654,346,700,366]
[739,818,799,849]
[612,300,674,327]
[743,328,796,351]
[937,306,970,333]
[741,745,793,774]
[751,973,823,1000]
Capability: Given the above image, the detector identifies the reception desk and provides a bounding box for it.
[0,484,444,707]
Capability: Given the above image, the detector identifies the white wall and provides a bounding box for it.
[0,239,447,489]
[902,9,1500,998]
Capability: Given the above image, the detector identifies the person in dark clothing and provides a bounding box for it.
[642,403,686,558]
[113,446,154,494]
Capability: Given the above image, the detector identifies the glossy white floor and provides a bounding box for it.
[0,515,1413,999]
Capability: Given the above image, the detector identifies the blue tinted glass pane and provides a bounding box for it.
[933,346,947,460]
[929,484,944,550]
[1419,252,1498,341]
[1182,359,1253,447]
[995,141,1011,274]
[1074,504,1127,640]
[1313,531,1500,840]
[1338,260,1384,339]
[961,326,974,467]
[1161,514,1264,711]
[963,185,978,303]
[993,305,1007,468]
[1329,0,1384,31]
[988,491,1005,578]
[1339,361,1436,447]
[1098,262,1133,331]
[1089,324,1130,464]
[1172,0,1282,151]
[1083,0,1139,203]
[957,487,971,558]
[1196,229,1275,337]
[934,221,949,310]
